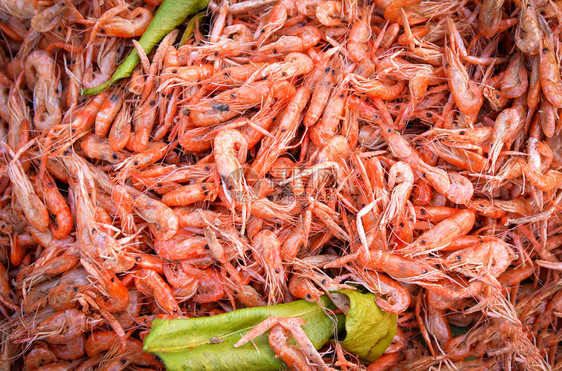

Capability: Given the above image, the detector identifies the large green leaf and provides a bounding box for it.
[144,291,397,370]
[338,290,397,362]
[144,297,344,370]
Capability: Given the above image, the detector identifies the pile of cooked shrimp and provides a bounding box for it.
[0,0,561,369]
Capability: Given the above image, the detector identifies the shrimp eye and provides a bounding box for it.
[400,222,405,227]
[202,186,207,190]
[112,154,118,160]
[445,63,450,68]
[339,94,344,98]
[205,166,210,170]
[110,277,115,282]
[387,129,391,133]
[260,29,265,33]
[273,49,278,53]
[275,269,280,273]
[306,294,312,298]
[214,52,219,56]
[57,26,62,31]
[421,209,426,215]
[172,69,178,74]
[321,279,327,284]
[543,48,549,52]
[281,129,286,132]
[325,67,331,72]
[231,93,236,98]
[233,290,238,294]
[459,131,465,135]
[457,255,462,260]
[421,240,426,245]
[149,100,156,106]
[204,245,209,249]
[134,161,139,166]
[426,112,432,118]
[120,359,126,365]
[204,191,209,195]
[422,172,426,177]
[91,229,96,234]
[135,256,141,261]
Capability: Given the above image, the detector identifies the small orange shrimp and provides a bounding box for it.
[304,63,336,127]
[108,102,132,152]
[128,187,178,241]
[288,274,323,302]
[154,230,208,260]
[255,0,294,46]
[315,0,342,26]
[488,107,524,172]
[515,0,541,55]
[444,38,482,122]
[252,229,285,302]
[36,308,87,344]
[80,134,127,164]
[24,50,61,132]
[444,237,513,287]
[346,265,411,314]
[257,25,321,55]
[97,7,152,38]
[381,162,414,228]
[95,91,123,137]
[32,173,73,239]
[213,129,248,198]
[71,91,110,133]
[130,92,158,153]
[500,53,528,98]
[405,209,475,256]
[353,249,447,284]
[479,0,516,38]
[82,44,120,89]
[161,182,218,207]
[517,158,562,192]
[527,56,541,108]
[539,29,562,108]
[81,259,130,313]
[7,155,49,232]
[24,345,58,371]
[51,335,85,360]
[135,269,181,315]
[310,85,346,146]
[352,75,407,101]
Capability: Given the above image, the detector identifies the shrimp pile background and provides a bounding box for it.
[0,0,561,369]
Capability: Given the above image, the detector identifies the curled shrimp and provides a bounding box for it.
[95,6,152,38]
[36,308,87,344]
[25,50,61,132]
[315,0,342,26]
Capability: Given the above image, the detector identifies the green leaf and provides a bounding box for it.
[144,291,397,370]
[82,0,209,95]
[338,290,397,362]
[144,297,345,371]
